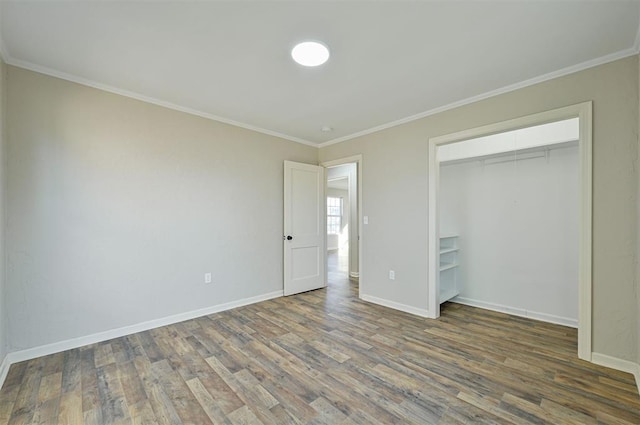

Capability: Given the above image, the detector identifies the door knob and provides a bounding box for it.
[286,235,293,240]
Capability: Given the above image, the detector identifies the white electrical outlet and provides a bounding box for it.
[204,273,212,284]
[389,270,395,280]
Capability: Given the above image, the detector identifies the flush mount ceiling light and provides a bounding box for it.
[291,41,330,67]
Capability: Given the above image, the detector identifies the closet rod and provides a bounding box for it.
[440,140,578,167]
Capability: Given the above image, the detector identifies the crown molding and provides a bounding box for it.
[2,29,640,150]
[634,9,640,53]
[0,3,8,63]
[3,56,319,147]
[318,46,640,148]
[0,40,7,64]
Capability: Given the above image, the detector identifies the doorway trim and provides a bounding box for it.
[427,102,592,361]
[321,155,363,298]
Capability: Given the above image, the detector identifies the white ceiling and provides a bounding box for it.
[1,1,639,146]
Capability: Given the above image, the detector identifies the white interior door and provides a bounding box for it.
[284,161,326,296]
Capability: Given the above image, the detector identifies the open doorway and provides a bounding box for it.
[327,176,350,284]
[322,156,362,298]
[428,102,592,360]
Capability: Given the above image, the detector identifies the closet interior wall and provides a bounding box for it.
[439,143,579,326]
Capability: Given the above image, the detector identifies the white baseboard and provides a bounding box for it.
[360,294,430,318]
[591,352,640,394]
[452,296,578,328]
[0,290,283,388]
[0,354,11,389]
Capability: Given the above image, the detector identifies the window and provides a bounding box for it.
[327,197,342,234]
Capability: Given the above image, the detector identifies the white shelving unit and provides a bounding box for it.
[439,235,460,303]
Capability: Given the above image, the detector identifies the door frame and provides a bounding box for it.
[321,155,363,298]
[427,102,593,361]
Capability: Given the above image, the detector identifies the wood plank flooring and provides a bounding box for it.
[1,253,638,424]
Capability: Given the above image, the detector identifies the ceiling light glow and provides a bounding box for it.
[291,41,330,67]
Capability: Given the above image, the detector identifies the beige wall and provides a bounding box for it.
[6,66,317,351]
[0,58,6,362]
[320,56,640,362]
[3,54,640,364]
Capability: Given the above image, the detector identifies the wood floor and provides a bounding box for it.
[1,252,639,424]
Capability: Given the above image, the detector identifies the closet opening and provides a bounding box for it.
[427,102,592,360]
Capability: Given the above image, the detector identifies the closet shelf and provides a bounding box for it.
[440,288,460,303]
[439,235,460,304]
[440,262,458,272]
